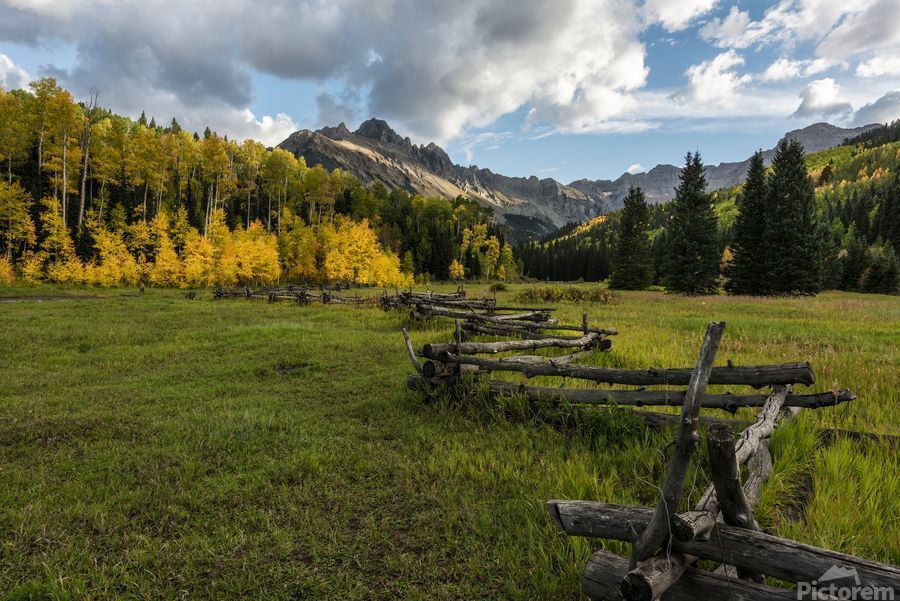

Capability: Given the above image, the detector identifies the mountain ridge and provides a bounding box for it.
[277,119,880,238]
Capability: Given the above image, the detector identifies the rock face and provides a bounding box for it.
[277,119,879,238]
[278,118,601,238]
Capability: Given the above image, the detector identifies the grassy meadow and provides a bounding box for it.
[1,284,898,599]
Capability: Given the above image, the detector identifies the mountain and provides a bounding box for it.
[568,122,880,210]
[277,120,880,238]
[278,119,599,239]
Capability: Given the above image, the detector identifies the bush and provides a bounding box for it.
[488,282,507,292]
[0,256,14,284]
[515,286,618,303]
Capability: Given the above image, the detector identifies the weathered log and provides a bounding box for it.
[584,549,797,601]
[423,350,814,386]
[623,386,793,601]
[630,321,725,567]
[551,501,900,592]
[422,332,601,356]
[707,423,765,583]
[487,381,854,410]
[461,322,576,340]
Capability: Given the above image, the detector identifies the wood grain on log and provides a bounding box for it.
[487,381,854,410]
[551,501,900,592]
[422,332,601,356]
[584,549,798,601]
[422,352,814,387]
[629,321,725,567]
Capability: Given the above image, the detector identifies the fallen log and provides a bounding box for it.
[422,352,815,387]
[583,549,796,601]
[629,321,724,567]
[486,381,854,410]
[422,332,601,356]
[550,501,900,592]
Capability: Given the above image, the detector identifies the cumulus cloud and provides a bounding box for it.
[853,90,900,125]
[0,0,655,143]
[792,78,852,119]
[760,57,833,82]
[670,50,752,109]
[643,0,718,32]
[856,55,900,78]
[0,53,30,90]
[626,163,645,174]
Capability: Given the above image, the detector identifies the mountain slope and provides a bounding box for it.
[568,122,880,210]
[278,119,601,238]
[277,120,879,238]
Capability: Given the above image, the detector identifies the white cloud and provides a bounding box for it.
[626,163,645,174]
[792,78,852,119]
[853,89,900,125]
[0,53,31,90]
[643,0,718,32]
[0,0,654,143]
[857,55,900,78]
[670,50,752,109]
[760,57,834,82]
[699,6,755,48]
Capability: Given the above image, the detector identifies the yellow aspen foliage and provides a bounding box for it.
[148,212,183,287]
[277,209,319,282]
[92,228,141,287]
[39,196,75,260]
[323,218,409,287]
[496,265,506,281]
[449,259,465,280]
[18,252,45,283]
[217,221,281,286]
[0,256,14,284]
[181,229,216,287]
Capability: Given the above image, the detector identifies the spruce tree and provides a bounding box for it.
[663,152,720,294]
[726,151,767,294]
[764,139,821,293]
[610,186,652,289]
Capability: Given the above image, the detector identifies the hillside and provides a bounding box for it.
[518,132,900,291]
[278,120,878,238]
[278,119,600,238]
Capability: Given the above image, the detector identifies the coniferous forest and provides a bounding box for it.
[517,123,900,295]
[0,80,517,287]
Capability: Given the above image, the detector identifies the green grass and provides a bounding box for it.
[1,284,897,599]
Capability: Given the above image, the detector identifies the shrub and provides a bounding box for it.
[0,256,14,284]
[515,286,618,303]
[489,282,507,292]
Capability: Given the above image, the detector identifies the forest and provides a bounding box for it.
[517,122,900,295]
[0,79,517,288]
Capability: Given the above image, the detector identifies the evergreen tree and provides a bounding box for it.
[860,244,900,294]
[764,139,821,293]
[663,152,720,294]
[610,186,651,289]
[726,151,767,294]
[137,111,147,127]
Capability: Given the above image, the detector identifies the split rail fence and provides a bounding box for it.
[403,318,899,600]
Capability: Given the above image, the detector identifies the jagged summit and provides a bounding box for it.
[277,119,879,239]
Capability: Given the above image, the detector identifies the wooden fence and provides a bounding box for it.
[403,319,899,600]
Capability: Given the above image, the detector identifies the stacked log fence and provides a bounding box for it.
[402,319,898,600]
[213,284,379,306]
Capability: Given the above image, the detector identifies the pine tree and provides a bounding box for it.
[764,139,821,293]
[137,111,147,127]
[610,186,651,289]
[726,151,768,294]
[663,152,720,294]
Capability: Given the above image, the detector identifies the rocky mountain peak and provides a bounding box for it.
[354,118,410,148]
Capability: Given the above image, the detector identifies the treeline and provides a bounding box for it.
[0,79,516,287]
[517,138,900,295]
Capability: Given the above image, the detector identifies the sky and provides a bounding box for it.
[1,0,899,183]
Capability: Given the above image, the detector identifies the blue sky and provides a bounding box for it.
[2,0,899,183]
